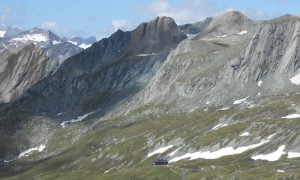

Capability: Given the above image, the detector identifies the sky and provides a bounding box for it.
[0,0,299,40]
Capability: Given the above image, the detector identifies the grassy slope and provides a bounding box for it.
[1,93,300,179]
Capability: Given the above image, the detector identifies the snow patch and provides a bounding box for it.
[186,34,197,40]
[189,106,198,113]
[147,145,174,158]
[68,40,77,45]
[267,133,276,140]
[79,43,91,49]
[0,30,6,37]
[220,107,230,111]
[277,169,285,173]
[240,132,250,137]
[61,112,94,127]
[57,112,63,116]
[258,80,263,87]
[168,147,181,157]
[136,53,156,57]
[290,73,300,85]
[287,152,300,158]
[237,30,248,35]
[52,40,61,45]
[18,144,46,158]
[282,114,300,119]
[251,145,286,162]
[212,123,228,131]
[12,34,48,42]
[169,139,269,163]
[217,35,228,38]
[233,97,248,105]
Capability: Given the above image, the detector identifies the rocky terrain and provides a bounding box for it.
[1,11,300,179]
[0,44,49,103]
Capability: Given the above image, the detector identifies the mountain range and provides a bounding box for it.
[1,11,300,179]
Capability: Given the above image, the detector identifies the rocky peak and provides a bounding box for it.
[128,16,186,56]
[195,11,252,39]
[58,17,186,72]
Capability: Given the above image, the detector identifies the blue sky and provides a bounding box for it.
[0,0,299,39]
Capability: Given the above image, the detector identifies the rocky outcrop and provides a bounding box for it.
[127,16,186,56]
[0,44,49,103]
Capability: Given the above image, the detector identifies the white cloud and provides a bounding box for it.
[41,21,69,35]
[111,19,134,31]
[135,0,219,24]
[226,7,236,12]
[0,5,12,21]
[242,8,269,20]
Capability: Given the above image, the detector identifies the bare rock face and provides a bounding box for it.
[0,44,48,103]
[142,13,300,109]
[128,16,187,56]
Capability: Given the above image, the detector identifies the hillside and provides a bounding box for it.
[1,12,300,179]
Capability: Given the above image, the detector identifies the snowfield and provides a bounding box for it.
[240,132,250,136]
[0,30,6,37]
[79,43,91,49]
[212,123,228,131]
[136,53,156,57]
[68,40,77,45]
[290,73,300,85]
[251,145,286,162]
[282,114,300,119]
[220,107,230,111]
[147,145,174,158]
[233,97,248,105]
[168,147,181,157]
[12,34,48,42]
[238,30,248,35]
[52,40,61,45]
[287,152,300,158]
[18,144,46,158]
[61,112,95,127]
[169,139,270,163]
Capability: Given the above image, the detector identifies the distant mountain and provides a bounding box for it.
[0,27,83,74]
[66,36,97,49]
[0,24,23,39]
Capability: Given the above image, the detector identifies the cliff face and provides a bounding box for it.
[0,44,48,103]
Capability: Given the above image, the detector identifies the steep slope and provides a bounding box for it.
[142,14,300,110]
[0,16,186,160]
[14,16,186,118]
[0,44,49,103]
